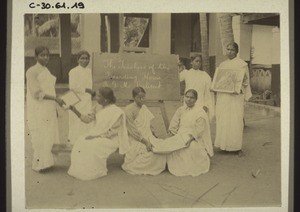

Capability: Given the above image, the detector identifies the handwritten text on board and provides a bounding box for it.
[92,53,180,100]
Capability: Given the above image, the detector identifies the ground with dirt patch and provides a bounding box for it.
[25,101,281,209]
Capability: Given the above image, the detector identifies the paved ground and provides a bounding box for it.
[25,100,281,210]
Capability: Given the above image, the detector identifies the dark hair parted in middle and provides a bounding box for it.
[99,87,116,104]
[35,46,50,57]
[76,50,90,60]
[185,89,198,100]
[190,54,202,62]
[227,42,239,53]
[132,87,146,98]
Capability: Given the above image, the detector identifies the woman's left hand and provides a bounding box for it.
[85,135,98,140]
[145,142,153,152]
[80,114,95,123]
[55,98,66,107]
[185,135,195,147]
[151,131,158,138]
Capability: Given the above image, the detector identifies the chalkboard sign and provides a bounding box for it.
[92,53,180,100]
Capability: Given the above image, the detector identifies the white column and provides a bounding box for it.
[208,13,216,56]
[80,14,101,68]
[232,15,252,61]
[151,14,171,55]
[271,27,280,64]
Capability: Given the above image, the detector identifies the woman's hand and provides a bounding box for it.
[145,141,153,152]
[55,98,66,107]
[80,114,95,123]
[85,135,100,140]
[185,135,195,147]
[85,135,96,140]
[87,113,96,120]
[203,106,209,113]
[151,128,158,138]
[152,132,158,138]
[142,138,153,152]
[167,131,175,137]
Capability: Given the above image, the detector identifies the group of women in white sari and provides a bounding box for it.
[67,86,213,180]
[180,42,252,157]
[26,42,251,179]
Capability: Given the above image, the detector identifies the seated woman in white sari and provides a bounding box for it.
[68,87,130,181]
[166,89,214,177]
[122,87,167,175]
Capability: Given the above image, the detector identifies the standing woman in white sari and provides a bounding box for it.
[214,42,252,156]
[180,55,215,121]
[167,89,214,177]
[68,87,130,180]
[26,46,65,172]
[68,50,94,145]
[122,87,167,175]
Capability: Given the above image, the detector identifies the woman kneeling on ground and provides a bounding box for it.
[122,87,167,175]
[166,89,214,176]
[68,87,130,180]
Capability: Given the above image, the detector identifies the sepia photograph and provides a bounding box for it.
[9,0,292,211]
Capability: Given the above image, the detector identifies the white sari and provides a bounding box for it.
[68,65,93,144]
[68,104,129,180]
[214,57,252,151]
[122,105,167,175]
[26,63,59,171]
[167,105,213,177]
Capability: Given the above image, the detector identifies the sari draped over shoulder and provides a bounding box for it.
[68,104,129,180]
[166,105,213,177]
[122,104,166,175]
[214,57,252,151]
[26,63,59,171]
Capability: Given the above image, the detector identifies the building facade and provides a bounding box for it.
[24,13,280,105]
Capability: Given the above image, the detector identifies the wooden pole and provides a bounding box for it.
[199,13,210,74]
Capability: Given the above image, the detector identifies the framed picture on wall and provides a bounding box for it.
[211,68,245,93]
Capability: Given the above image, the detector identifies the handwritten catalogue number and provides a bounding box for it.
[29,2,85,9]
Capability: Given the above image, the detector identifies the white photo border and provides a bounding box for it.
[9,0,291,211]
